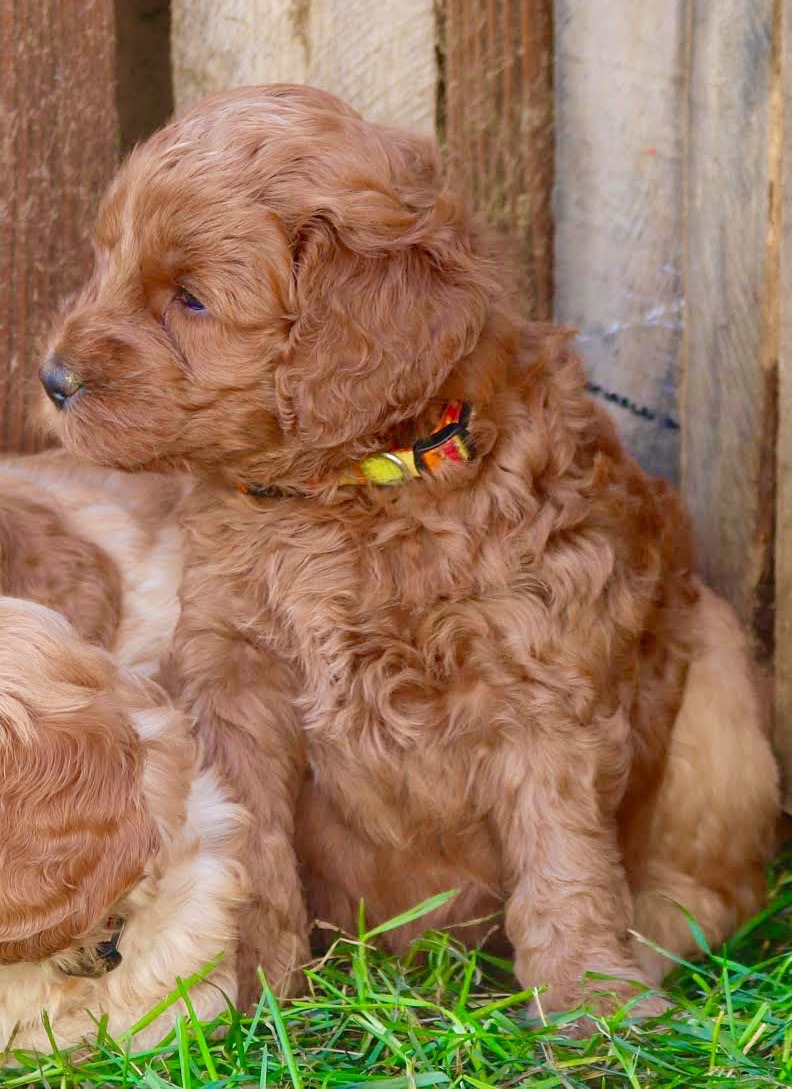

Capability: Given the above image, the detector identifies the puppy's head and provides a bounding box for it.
[41,84,497,488]
[0,598,160,965]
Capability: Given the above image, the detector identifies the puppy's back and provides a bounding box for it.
[0,451,188,675]
[0,487,122,649]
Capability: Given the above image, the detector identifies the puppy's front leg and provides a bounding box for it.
[175,621,310,1009]
[491,737,663,1019]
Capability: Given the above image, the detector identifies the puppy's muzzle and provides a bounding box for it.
[40,354,83,408]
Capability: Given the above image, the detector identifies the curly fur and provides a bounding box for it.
[0,457,243,1053]
[41,84,780,1015]
[0,450,188,676]
[0,597,246,1054]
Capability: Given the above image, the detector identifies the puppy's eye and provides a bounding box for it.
[175,287,207,313]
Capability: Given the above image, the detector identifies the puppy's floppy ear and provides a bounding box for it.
[0,606,159,963]
[275,131,494,446]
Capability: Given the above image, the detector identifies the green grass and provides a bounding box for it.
[5,850,791,1088]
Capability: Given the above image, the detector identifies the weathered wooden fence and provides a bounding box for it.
[555,1,786,782]
[1,1,118,453]
[2,0,791,801]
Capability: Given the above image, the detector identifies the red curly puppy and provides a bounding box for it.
[40,84,780,1015]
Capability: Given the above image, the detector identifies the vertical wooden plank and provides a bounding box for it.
[115,0,174,154]
[554,1,686,482]
[171,0,310,116]
[443,0,554,320]
[0,0,118,453]
[171,0,438,133]
[681,1,776,631]
[774,0,792,805]
[305,0,438,133]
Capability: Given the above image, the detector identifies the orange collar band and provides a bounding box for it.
[337,401,475,486]
[239,401,475,498]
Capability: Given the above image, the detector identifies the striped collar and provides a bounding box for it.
[240,401,476,498]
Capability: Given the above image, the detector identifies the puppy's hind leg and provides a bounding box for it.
[629,584,780,982]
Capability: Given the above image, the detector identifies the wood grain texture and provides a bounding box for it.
[171,0,437,132]
[1,0,118,453]
[681,0,776,629]
[773,0,792,804]
[442,0,554,321]
[554,0,686,483]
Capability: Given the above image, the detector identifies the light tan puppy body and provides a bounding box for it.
[626,584,779,979]
[0,600,245,1054]
[0,450,186,675]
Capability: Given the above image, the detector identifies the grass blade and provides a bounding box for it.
[259,969,303,1089]
[362,891,459,941]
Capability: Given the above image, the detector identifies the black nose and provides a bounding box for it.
[39,355,83,408]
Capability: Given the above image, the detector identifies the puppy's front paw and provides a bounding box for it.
[526,969,670,1029]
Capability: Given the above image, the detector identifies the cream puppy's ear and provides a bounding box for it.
[0,598,159,963]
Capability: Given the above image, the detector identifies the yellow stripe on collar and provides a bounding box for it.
[338,449,419,486]
[338,401,475,487]
[239,402,476,499]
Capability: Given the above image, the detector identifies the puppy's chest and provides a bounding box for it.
[285,584,449,748]
[251,519,603,733]
[248,523,485,750]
